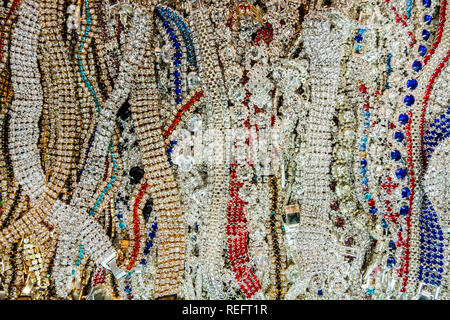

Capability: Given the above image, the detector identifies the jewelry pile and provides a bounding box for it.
[0,0,448,300]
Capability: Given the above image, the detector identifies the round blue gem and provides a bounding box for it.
[422,0,431,8]
[391,150,402,161]
[361,159,367,167]
[404,95,415,106]
[401,187,411,198]
[399,114,409,125]
[354,34,363,43]
[422,30,431,41]
[412,61,422,72]
[424,15,432,25]
[407,79,418,90]
[395,168,407,179]
[400,206,410,215]
[387,257,396,267]
[389,240,396,250]
[394,131,404,142]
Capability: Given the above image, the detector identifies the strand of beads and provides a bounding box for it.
[71,244,85,276]
[384,0,417,46]
[226,163,261,298]
[423,0,447,65]
[358,84,381,218]
[266,176,287,299]
[385,53,393,89]
[189,4,230,300]
[405,0,448,294]
[129,20,186,297]
[0,0,21,72]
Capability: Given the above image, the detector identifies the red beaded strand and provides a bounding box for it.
[226,164,261,298]
[163,90,204,139]
[126,181,149,270]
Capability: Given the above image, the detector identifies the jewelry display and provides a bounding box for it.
[0,0,447,300]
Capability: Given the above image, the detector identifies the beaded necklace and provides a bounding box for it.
[188,3,230,300]
[129,8,188,296]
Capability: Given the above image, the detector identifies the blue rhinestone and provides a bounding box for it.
[422,30,431,41]
[399,114,409,125]
[318,290,323,296]
[362,177,368,184]
[407,79,418,90]
[404,95,415,106]
[394,131,404,142]
[391,150,402,161]
[400,206,410,215]
[175,97,182,104]
[424,15,432,25]
[401,187,411,198]
[354,34,363,43]
[412,61,422,72]
[423,0,431,8]
[361,159,367,167]
[389,240,396,250]
[369,207,378,214]
[387,257,396,267]
[395,168,407,179]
